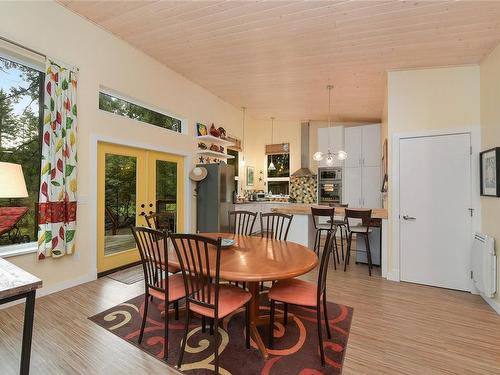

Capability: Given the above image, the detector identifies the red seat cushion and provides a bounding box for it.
[148,273,186,302]
[0,207,28,236]
[189,284,251,319]
[268,278,318,307]
[167,264,181,274]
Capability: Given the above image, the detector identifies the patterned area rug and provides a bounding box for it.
[89,292,353,374]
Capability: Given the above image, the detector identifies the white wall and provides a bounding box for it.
[0,1,246,293]
[387,65,481,278]
[480,42,500,310]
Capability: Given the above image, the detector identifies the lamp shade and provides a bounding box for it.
[0,162,28,198]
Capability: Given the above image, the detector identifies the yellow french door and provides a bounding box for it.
[97,142,184,274]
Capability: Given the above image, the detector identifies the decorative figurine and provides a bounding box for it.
[209,123,221,137]
[198,142,208,150]
[218,127,227,138]
[210,144,220,152]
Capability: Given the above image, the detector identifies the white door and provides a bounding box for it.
[361,124,381,167]
[400,133,472,291]
[362,166,382,208]
[343,167,362,206]
[344,127,362,168]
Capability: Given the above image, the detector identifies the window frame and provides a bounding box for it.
[99,86,187,135]
[266,152,290,196]
[0,48,44,257]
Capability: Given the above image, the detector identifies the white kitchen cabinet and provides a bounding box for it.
[343,167,362,206]
[361,124,381,167]
[362,166,382,207]
[344,126,362,168]
[343,124,382,208]
[317,126,344,167]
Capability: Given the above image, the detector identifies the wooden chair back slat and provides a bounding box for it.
[260,212,293,240]
[131,226,168,296]
[228,210,257,236]
[317,230,335,296]
[170,233,222,312]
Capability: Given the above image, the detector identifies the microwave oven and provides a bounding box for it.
[318,167,342,181]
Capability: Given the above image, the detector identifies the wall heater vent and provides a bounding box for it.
[471,233,496,298]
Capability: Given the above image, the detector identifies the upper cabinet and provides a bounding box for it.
[361,124,381,167]
[344,124,381,168]
[317,126,344,167]
[344,126,362,167]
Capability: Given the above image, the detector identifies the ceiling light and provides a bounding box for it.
[312,85,348,164]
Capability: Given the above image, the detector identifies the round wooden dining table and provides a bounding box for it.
[165,233,318,359]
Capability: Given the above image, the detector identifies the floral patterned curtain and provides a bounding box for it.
[37,60,77,259]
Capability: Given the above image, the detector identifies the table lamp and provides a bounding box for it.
[0,162,28,198]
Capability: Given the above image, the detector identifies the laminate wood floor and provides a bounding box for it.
[0,262,499,375]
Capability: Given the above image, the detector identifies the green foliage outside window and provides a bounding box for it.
[0,56,43,246]
[267,153,290,178]
[99,92,182,133]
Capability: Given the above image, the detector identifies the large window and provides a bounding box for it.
[99,91,182,133]
[0,55,44,247]
[267,153,290,178]
[267,153,290,196]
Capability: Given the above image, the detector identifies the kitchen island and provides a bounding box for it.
[271,204,389,277]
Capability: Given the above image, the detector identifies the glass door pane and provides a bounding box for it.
[148,151,184,234]
[97,143,145,273]
[155,160,177,232]
[104,154,137,255]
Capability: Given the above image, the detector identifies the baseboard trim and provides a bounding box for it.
[480,293,500,315]
[386,269,400,282]
[0,273,96,310]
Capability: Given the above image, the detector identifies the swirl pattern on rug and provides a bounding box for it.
[89,292,353,374]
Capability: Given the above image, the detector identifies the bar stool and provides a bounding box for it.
[311,207,339,268]
[344,209,373,276]
[329,203,348,261]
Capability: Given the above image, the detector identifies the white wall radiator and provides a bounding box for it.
[471,233,496,298]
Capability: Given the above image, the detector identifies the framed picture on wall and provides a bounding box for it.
[480,147,500,197]
[246,166,254,186]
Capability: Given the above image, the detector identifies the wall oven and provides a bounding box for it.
[318,167,342,205]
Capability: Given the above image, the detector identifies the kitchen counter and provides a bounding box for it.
[270,203,389,278]
[271,203,388,219]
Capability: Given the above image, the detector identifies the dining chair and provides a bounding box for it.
[329,203,349,261]
[260,212,293,240]
[268,228,335,366]
[130,226,186,360]
[311,207,338,269]
[344,209,373,276]
[228,210,258,236]
[145,212,180,274]
[170,233,252,374]
[145,211,176,233]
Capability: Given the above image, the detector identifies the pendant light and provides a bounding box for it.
[240,107,246,166]
[268,117,276,171]
[312,85,348,163]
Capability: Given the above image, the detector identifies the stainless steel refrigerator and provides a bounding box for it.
[196,163,235,233]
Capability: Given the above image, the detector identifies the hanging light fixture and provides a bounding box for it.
[268,117,276,171]
[312,85,348,163]
[240,107,246,166]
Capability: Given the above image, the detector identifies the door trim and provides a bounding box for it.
[390,126,481,283]
[89,134,192,280]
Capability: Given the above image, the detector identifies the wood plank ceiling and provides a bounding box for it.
[59,1,500,122]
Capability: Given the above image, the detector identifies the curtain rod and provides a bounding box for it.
[0,35,46,58]
[0,35,79,71]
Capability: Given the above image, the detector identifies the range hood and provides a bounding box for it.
[291,122,314,177]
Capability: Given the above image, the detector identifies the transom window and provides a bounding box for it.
[99,91,183,133]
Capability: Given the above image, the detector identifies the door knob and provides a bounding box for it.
[403,215,416,221]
